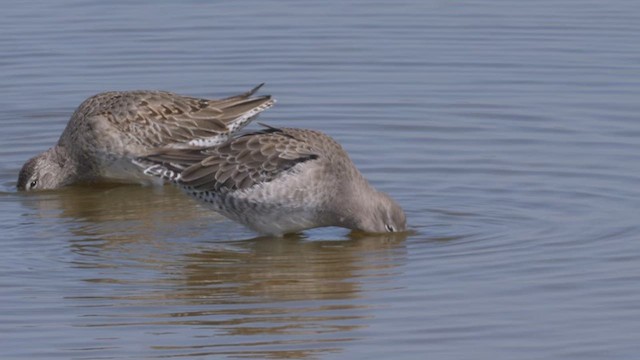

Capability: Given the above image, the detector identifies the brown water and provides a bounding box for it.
[2,1,640,359]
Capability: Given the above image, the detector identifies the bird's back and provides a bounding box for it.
[55,85,274,184]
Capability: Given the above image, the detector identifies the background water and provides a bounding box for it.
[2,0,640,359]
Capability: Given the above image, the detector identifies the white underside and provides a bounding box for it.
[182,162,330,236]
[204,198,321,236]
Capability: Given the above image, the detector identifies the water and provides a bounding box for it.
[2,0,640,359]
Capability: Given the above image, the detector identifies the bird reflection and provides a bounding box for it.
[18,185,408,359]
[149,233,408,358]
[18,183,223,252]
[180,231,408,302]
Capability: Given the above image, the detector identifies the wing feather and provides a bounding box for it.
[137,127,320,192]
[81,84,273,148]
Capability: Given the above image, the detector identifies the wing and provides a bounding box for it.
[78,84,274,148]
[139,127,319,192]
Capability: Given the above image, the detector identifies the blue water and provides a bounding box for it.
[2,1,640,359]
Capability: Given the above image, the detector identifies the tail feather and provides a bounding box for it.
[182,84,275,149]
[187,97,275,148]
[221,83,265,101]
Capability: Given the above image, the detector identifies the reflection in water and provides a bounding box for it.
[181,234,407,302]
[21,183,216,228]
[162,234,407,359]
[19,184,223,252]
[20,185,408,358]
[77,235,405,358]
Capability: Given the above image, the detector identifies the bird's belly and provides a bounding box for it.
[238,207,321,235]
[183,184,327,236]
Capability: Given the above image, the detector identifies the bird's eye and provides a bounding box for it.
[385,224,395,232]
[29,180,37,189]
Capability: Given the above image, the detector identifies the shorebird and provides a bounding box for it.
[134,125,406,236]
[17,84,274,190]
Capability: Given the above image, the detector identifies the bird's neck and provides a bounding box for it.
[49,145,81,184]
[333,177,379,230]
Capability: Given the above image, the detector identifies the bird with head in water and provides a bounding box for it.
[17,146,70,190]
[135,125,407,236]
[17,84,406,236]
[17,84,274,191]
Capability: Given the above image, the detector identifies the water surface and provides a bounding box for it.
[2,1,640,359]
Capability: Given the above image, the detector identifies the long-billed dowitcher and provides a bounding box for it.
[135,125,406,236]
[17,84,273,190]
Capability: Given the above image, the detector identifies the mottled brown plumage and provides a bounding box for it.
[17,84,274,190]
[136,126,406,236]
[143,127,321,192]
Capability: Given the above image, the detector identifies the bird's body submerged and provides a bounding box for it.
[17,85,274,190]
[137,126,406,236]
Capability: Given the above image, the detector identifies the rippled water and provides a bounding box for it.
[2,1,640,359]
